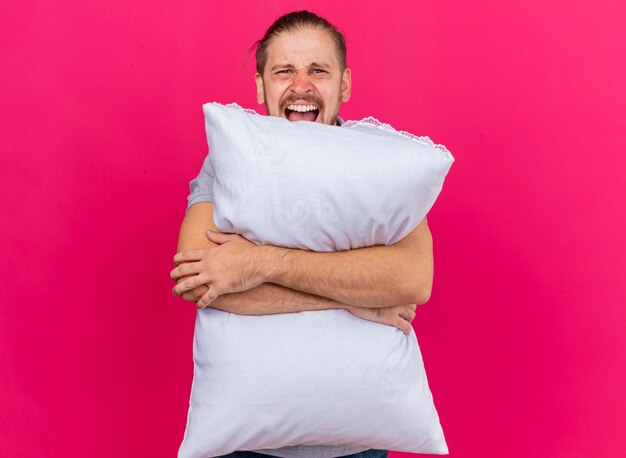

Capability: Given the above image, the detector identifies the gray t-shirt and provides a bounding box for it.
[185,115,373,457]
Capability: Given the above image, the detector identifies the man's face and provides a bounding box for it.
[255,27,352,126]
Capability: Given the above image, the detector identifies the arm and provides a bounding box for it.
[175,202,350,314]
[174,203,433,309]
[261,218,433,307]
[174,202,419,333]
[210,285,416,336]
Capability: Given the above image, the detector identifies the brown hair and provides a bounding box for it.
[244,10,347,75]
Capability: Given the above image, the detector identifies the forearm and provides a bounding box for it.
[260,245,412,307]
[207,282,416,335]
[209,282,349,315]
[261,219,433,308]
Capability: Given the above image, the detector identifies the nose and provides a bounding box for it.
[289,69,315,94]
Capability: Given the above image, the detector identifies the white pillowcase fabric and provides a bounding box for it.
[178,102,453,457]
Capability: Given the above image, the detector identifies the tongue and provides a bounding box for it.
[287,110,318,122]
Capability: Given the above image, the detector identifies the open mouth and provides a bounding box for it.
[284,104,320,123]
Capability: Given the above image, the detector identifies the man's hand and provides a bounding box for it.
[170,230,269,307]
[175,274,209,304]
[346,303,417,334]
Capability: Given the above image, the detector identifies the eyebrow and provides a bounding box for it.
[270,62,332,72]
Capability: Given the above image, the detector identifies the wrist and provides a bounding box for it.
[258,245,289,283]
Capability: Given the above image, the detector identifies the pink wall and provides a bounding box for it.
[1,1,624,456]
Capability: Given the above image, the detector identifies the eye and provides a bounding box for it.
[311,69,327,74]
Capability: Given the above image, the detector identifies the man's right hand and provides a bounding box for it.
[346,304,417,334]
[175,274,209,304]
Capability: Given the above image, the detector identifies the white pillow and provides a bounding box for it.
[178,102,453,457]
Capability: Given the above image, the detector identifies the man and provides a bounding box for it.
[170,10,433,458]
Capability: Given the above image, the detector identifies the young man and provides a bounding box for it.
[171,10,433,458]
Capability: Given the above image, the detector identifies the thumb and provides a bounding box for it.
[206,229,230,244]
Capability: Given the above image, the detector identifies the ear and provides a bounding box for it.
[340,67,352,103]
[255,73,265,105]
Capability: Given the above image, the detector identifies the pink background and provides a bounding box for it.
[1,1,625,456]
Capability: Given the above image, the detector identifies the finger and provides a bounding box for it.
[396,318,412,334]
[181,285,209,302]
[181,291,200,302]
[206,230,233,244]
[197,285,219,309]
[378,310,397,328]
[170,261,202,280]
[398,307,416,323]
[172,273,210,296]
[173,249,207,266]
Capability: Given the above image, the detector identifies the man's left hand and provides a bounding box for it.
[346,303,417,334]
[170,230,267,308]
